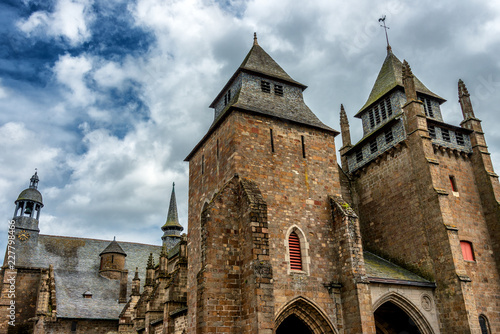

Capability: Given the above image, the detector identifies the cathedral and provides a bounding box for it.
[1,34,499,334]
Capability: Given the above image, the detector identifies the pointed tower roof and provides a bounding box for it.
[356,49,445,117]
[99,237,127,256]
[162,183,183,231]
[237,33,306,88]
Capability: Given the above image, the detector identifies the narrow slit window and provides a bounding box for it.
[202,155,205,174]
[301,135,306,158]
[479,315,490,334]
[460,241,475,261]
[217,139,220,159]
[385,129,393,144]
[289,232,302,271]
[274,84,283,96]
[370,140,378,154]
[456,132,465,146]
[270,129,275,153]
[450,176,458,192]
[441,128,451,142]
[261,80,270,93]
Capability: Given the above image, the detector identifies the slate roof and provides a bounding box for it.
[15,234,161,319]
[186,36,337,161]
[356,49,445,117]
[364,251,434,287]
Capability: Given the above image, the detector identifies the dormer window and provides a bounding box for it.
[261,80,270,93]
[82,291,92,299]
[274,84,283,96]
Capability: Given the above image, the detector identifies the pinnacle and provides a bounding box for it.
[147,253,155,269]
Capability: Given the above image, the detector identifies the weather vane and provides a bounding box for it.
[378,15,390,49]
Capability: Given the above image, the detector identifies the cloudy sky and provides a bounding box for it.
[1,0,500,254]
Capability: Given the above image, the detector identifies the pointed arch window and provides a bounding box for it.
[286,226,310,274]
[479,314,490,334]
[289,232,302,271]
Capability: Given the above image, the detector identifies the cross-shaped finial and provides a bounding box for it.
[378,15,391,51]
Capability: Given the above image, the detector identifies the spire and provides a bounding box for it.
[402,60,417,101]
[29,170,39,189]
[340,104,351,148]
[162,183,182,231]
[458,79,475,120]
[253,32,258,46]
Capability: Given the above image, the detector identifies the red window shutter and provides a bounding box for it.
[289,232,302,270]
[460,241,474,261]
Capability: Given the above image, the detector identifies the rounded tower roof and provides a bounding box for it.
[15,171,43,205]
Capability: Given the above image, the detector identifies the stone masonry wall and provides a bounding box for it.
[432,148,500,331]
[188,110,344,332]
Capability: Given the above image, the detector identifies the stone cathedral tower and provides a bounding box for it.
[185,34,376,334]
[341,45,500,333]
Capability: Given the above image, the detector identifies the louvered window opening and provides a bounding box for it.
[289,232,302,271]
[385,128,393,143]
[261,81,271,93]
[456,132,465,146]
[442,128,451,142]
[428,125,436,139]
[368,98,393,130]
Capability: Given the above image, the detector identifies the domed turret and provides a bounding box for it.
[13,171,44,240]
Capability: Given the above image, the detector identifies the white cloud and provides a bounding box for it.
[0,80,8,99]
[17,0,94,46]
[53,53,95,106]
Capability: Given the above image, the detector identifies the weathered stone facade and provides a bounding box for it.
[3,36,499,334]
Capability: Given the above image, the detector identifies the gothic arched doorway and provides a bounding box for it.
[373,292,435,334]
[275,297,337,334]
[375,301,421,334]
[276,314,313,334]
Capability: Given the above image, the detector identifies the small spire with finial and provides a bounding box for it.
[378,16,391,53]
[253,32,258,46]
[29,169,39,189]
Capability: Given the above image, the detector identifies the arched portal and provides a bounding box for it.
[373,292,435,334]
[275,297,337,334]
[276,314,313,334]
[375,301,422,334]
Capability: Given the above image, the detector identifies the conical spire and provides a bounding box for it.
[99,238,127,256]
[356,49,445,117]
[162,183,182,231]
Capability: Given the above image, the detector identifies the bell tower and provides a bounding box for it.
[13,171,44,242]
